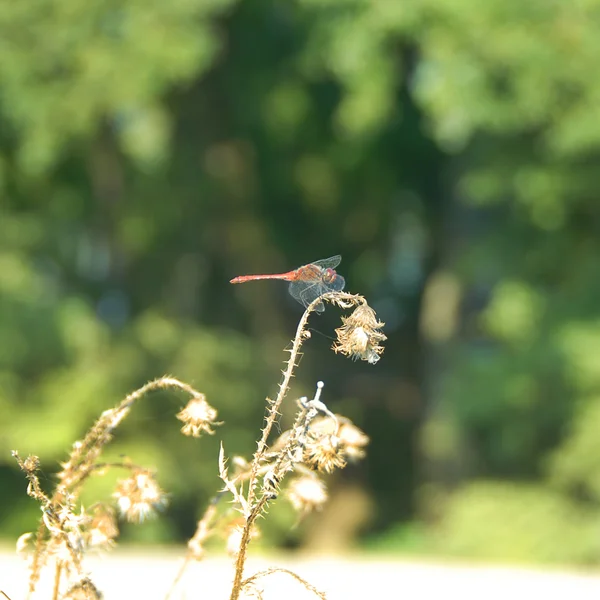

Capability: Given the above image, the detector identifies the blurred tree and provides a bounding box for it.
[2,0,600,564]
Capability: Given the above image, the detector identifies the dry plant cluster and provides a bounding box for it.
[9,291,386,600]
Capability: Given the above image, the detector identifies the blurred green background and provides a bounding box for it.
[2,0,600,566]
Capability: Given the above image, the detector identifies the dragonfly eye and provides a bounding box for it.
[322,269,335,283]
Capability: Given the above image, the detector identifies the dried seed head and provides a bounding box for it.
[177,394,219,437]
[287,477,328,514]
[88,505,119,549]
[303,433,346,474]
[307,416,369,462]
[44,502,89,557]
[63,577,103,600]
[338,421,370,461]
[113,471,168,523]
[333,304,386,364]
[22,455,40,473]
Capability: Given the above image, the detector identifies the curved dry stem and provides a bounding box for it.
[242,567,327,599]
[52,562,62,600]
[56,376,204,500]
[166,502,219,600]
[25,376,205,600]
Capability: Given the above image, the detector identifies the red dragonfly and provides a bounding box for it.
[230,255,345,312]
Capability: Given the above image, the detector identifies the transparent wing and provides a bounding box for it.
[329,274,345,292]
[289,280,326,312]
[308,255,342,270]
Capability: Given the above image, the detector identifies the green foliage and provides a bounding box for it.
[432,482,600,565]
[2,0,600,562]
[0,0,234,173]
[550,397,600,502]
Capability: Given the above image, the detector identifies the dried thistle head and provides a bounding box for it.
[287,476,328,515]
[337,420,370,461]
[333,303,386,364]
[87,504,119,549]
[43,499,89,562]
[303,432,346,474]
[63,577,102,600]
[22,455,40,474]
[308,416,369,462]
[177,394,219,437]
[113,471,168,523]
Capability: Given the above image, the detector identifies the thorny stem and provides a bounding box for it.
[230,292,358,600]
[56,377,202,499]
[246,301,315,509]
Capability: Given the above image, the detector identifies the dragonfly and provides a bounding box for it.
[230,255,345,312]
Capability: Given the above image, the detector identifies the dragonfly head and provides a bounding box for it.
[322,268,336,284]
[323,269,345,291]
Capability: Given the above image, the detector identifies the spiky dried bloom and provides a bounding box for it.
[113,471,167,523]
[22,455,40,474]
[287,477,327,514]
[177,394,219,437]
[338,421,370,461]
[44,501,89,557]
[87,505,118,549]
[303,432,346,474]
[307,416,369,461]
[333,303,386,364]
[63,577,103,600]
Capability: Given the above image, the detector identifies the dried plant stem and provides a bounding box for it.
[242,567,327,599]
[230,293,357,600]
[166,556,193,600]
[166,503,218,600]
[246,303,315,509]
[52,562,62,600]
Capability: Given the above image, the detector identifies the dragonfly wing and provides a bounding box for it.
[300,287,326,312]
[309,255,342,270]
[289,280,326,312]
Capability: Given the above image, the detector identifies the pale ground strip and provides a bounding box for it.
[2,549,600,599]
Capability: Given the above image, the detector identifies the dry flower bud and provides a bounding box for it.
[22,455,40,473]
[287,477,328,514]
[88,505,119,549]
[338,421,370,460]
[333,304,386,364]
[113,471,168,523]
[307,416,369,462]
[177,394,219,437]
[63,577,102,600]
[303,433,346,474]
